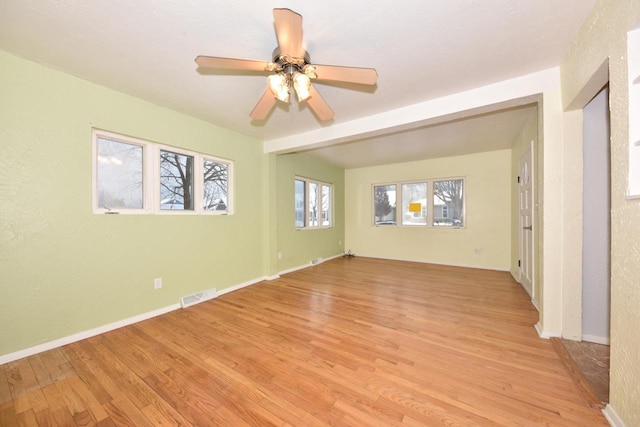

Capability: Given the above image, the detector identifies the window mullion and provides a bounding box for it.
[427,180,434,227]
[307,181,311,228]
[145,143,155,213]
[317,182,322,228]
[193,154,203,214]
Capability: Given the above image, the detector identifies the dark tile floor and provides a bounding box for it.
[562,339,610,404]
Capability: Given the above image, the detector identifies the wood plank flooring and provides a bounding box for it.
[1,257,608,426]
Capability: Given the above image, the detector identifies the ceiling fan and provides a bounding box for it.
[195,8,378,122]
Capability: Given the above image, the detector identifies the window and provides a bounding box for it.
[95,137,146,211]
[372,178,464,228]
[295,177,332,228]
[373,184,397,225]
[401,182,427,226]
[321,184,331,226]
[433,179,464,227]
[203,158,229,211]
[160,149,194,211]
[92,129,232,215]
[294,179,305,227]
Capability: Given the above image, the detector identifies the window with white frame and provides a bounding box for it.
[95,136,147,211]
[433,179,464,227]
[372,178,464,228]
[401,182,427,226]
[373,184,397,225]
[93,129,232,215]
[295,177,332,228]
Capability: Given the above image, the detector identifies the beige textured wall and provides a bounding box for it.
[345,149,512,270]
[561,0,640,424]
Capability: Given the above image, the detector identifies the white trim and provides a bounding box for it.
[0,303,180,365]
[535,322,561,339]
[510,269,520,283]
[356,255,510,272]
[0,274,275,365]
[217,276,268,297]
[603,404,627,427]
[531,297,540,312]
[582,334,610,345]
[277,253,345,276]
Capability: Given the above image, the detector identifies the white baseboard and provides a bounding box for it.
[355,254,511,272]
[0,303,180,365]
[0,274,275,365]
[582,334,610,345]
[531,297,540,311]
[277,253,344,276]
[603,404,627,427]
[535,322,561,339]
[217,276,268,297]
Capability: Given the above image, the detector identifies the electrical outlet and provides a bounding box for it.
[154,277,162,289]
[278,252,283,260]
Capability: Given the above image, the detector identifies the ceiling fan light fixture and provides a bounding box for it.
[293,71,311,102]
[303,64,317,79]
[268,73,290,102]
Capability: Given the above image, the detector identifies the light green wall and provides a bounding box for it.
[345,149,512,270]
[0,52,267,356]
[275,153,345,271]
[560,0,640,424]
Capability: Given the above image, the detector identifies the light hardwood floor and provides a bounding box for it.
[1,257,607,426]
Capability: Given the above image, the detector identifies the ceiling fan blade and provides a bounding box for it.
[195,56,271,73]
[306,84,334,121]
[311,64,378,85]
[250,88,277,120]
[273,8,305,59]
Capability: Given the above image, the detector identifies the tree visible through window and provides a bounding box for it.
[203,159,228,211]
[372,178,465,227]
[433,179,464,227]
[92,129,233,215]
[160,150,194,210]
[374,184,396,225]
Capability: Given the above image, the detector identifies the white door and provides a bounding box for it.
[519,144,534,299]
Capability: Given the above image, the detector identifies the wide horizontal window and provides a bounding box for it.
[92,129,233,215]
[372,178,465,228]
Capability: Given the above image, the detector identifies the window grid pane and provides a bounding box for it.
[308,182,319,227]
[160,150,194,211]
[401,182,427,226]
[374,184,396,225]
[433,179,464,227]
[295,179,305,228]
[97,138,143,210]
[321,185,330,226]
[203,159,228,211]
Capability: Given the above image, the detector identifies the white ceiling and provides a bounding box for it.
[0,1,594,168]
